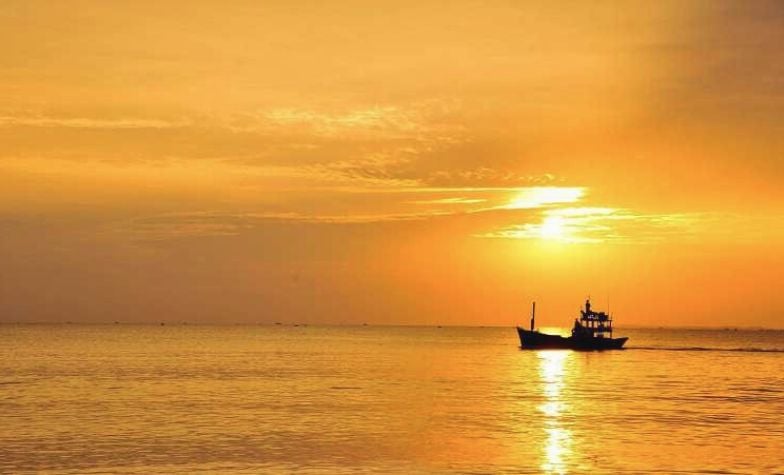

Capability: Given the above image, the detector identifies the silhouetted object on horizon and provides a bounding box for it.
[517,300,628,350]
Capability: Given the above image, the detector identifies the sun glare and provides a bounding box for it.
[539,216,567,241]
[538,351,573,474]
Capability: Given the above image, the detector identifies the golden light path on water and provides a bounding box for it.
[538,351,573,474]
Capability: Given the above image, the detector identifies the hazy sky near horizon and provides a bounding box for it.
[1,1,783,327]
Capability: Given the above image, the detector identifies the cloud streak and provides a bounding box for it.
[117,209,458,241]
[0,115,188,129]
[478,207,705,244]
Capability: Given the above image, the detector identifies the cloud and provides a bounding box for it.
[478,207,704,243]
[260,106,415,137]
[301,154,421,188]
[0,115,188,129]
[500,187,585,210]
[426,169,559,187]
[113,186,605,241]
[221,99,465,141]
[116,209,456,241]
[410,197,487,205]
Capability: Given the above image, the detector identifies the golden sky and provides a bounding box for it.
[1,1,783,326]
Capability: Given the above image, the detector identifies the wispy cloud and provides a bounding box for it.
[0,99,461,141]
[426,169,559,187]
[224,100,465,142]
[500,187,585,210]
[0,115,188,129]
[478,207,704,243]
[117,210,455,241]
[301,154,420,188]
[260,106,416,137]
[410,197,488,205]
[115,187,598,241]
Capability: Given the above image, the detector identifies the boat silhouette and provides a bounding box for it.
[517,300,628,350]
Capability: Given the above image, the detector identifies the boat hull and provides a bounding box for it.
[517,327,628,351]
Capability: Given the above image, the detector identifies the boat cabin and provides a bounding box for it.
[573,299,614,339]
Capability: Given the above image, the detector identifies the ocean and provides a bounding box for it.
[1,325,783,474]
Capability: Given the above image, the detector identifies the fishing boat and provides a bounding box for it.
[517,300,628,350]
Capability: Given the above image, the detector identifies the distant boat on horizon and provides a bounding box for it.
[517,300,628,350]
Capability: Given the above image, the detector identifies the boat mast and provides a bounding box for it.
[530,301,536,331]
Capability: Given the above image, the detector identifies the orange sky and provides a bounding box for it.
[1,1,783,327]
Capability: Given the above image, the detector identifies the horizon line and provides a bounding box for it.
[2,321,782,331]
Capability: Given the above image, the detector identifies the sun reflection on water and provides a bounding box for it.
[538,351,573,474]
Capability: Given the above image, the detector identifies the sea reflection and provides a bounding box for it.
[537,351,573,474]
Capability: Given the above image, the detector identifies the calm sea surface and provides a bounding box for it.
[1,325,783,474]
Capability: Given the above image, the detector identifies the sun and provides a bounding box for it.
[539,216,567,241]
